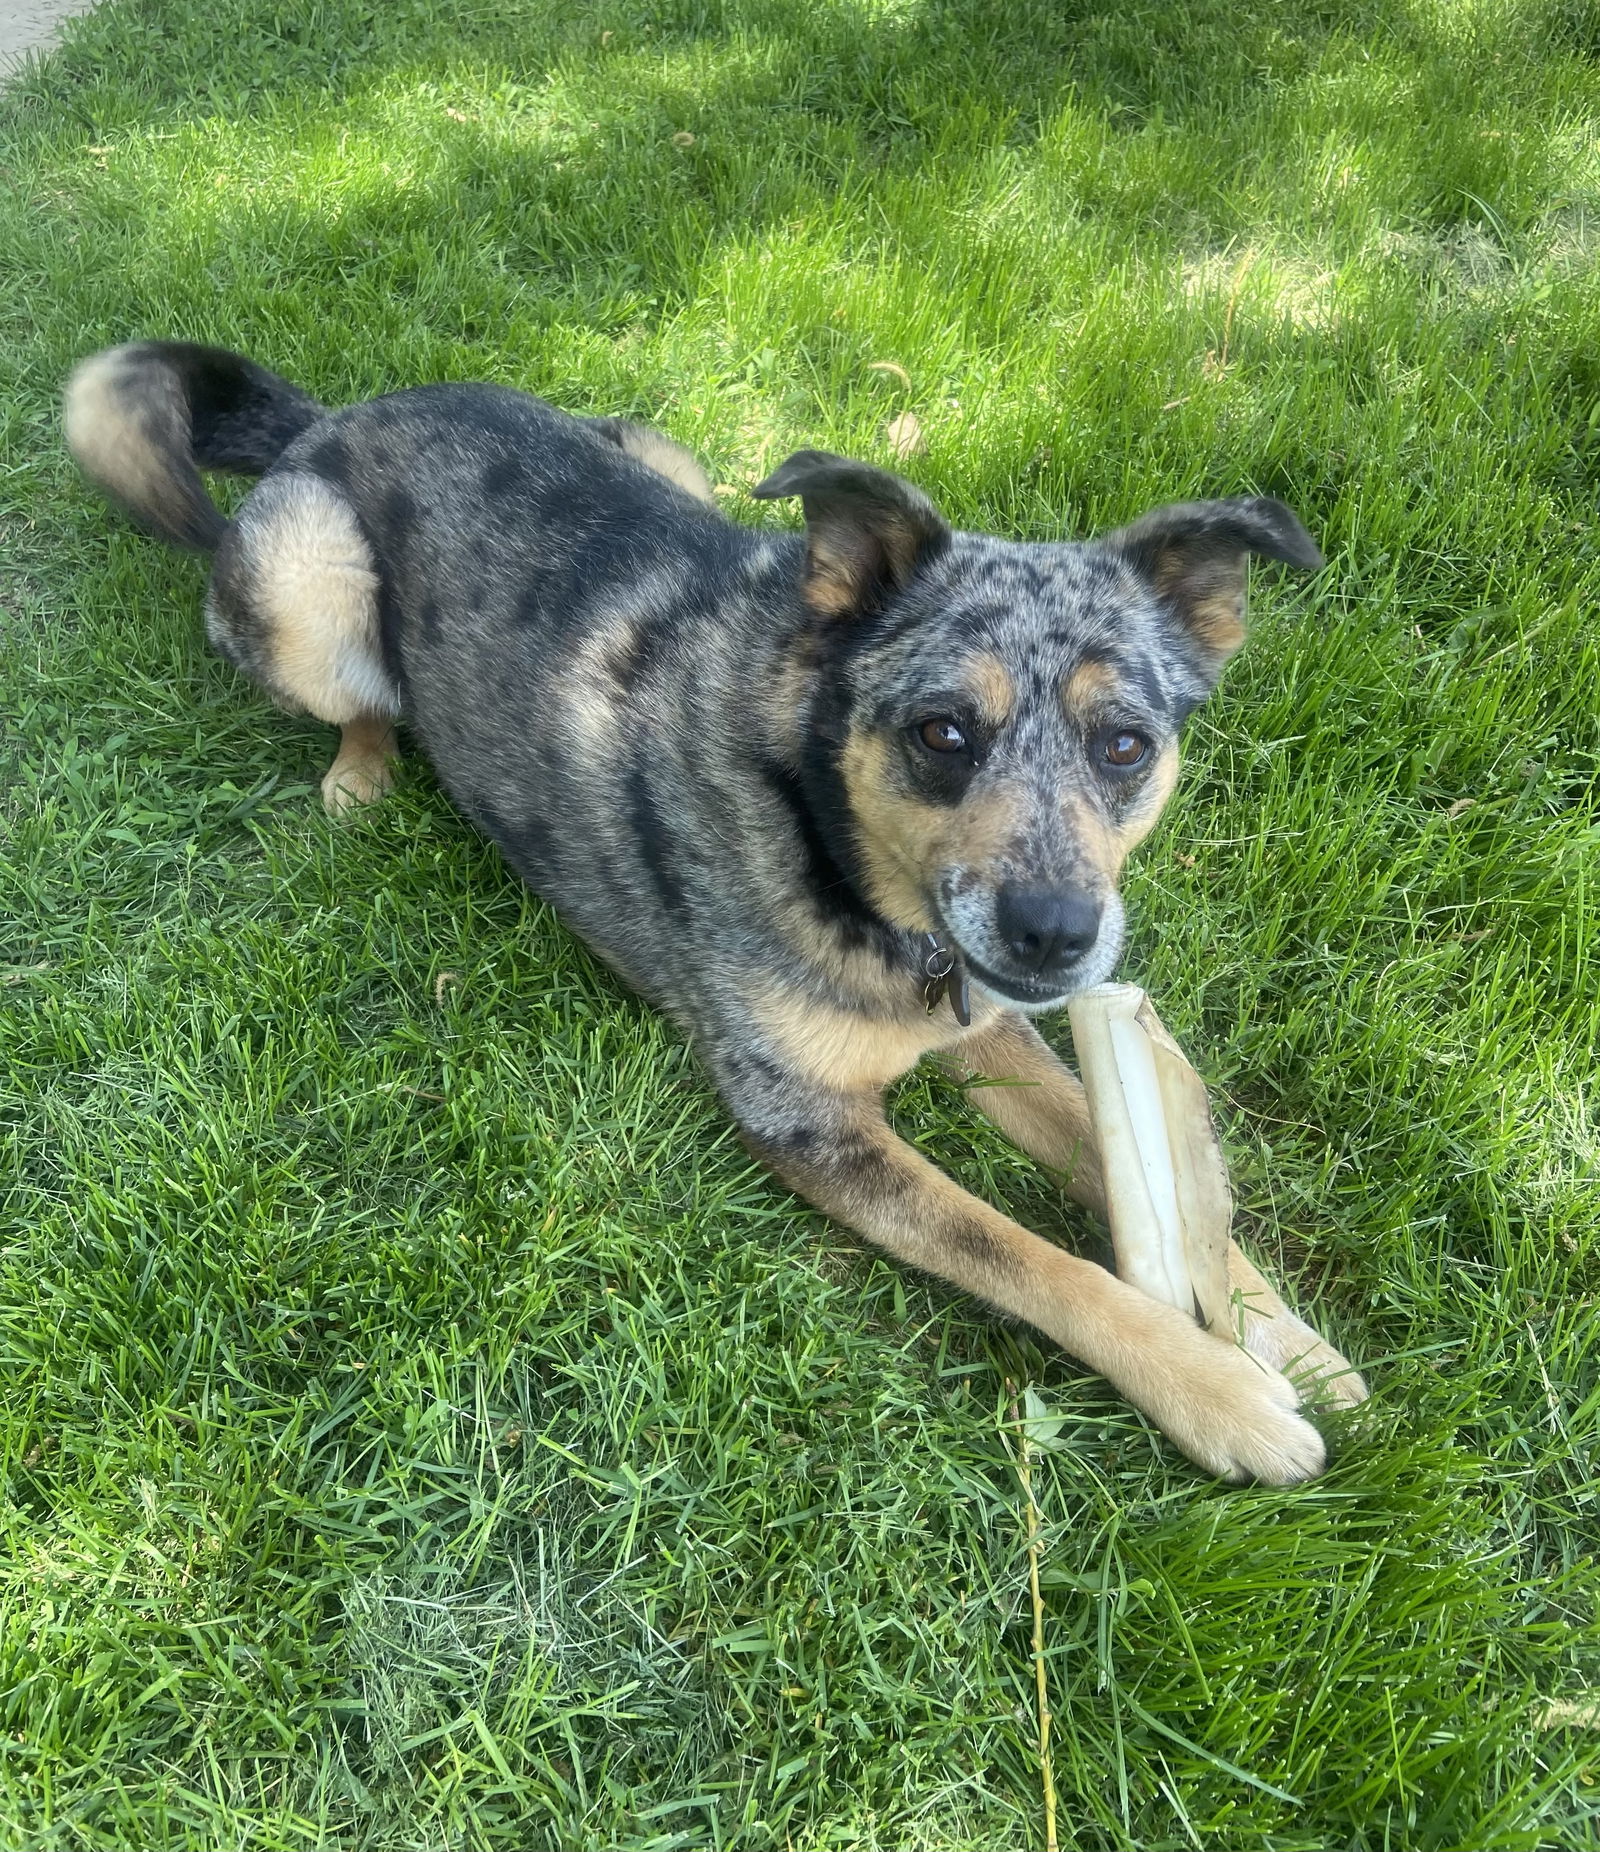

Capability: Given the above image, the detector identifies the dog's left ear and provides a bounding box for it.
[1104,496,1323,661]
[751,449,951,617]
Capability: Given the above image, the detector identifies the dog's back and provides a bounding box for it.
[66,344,817,1002]
[278,385,808,999]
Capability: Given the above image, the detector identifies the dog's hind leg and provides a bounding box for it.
[320,715,400,815]
[585,417,716,504]
[205,472,400,814]
[948,1011,1367,1408]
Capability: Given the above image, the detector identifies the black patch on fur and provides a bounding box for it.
[720,1047,795,1097]
[602,625,643,687]
[1118,654,1171,720]
[378,485,417,543]
[143,342,322,475]
[626,762,687,914]
[741,1122,820,1167]
[475,799,557,883]
[306,430,350,482]
[944,1216,1012,1274]
[603,619,675,690]
[874,596,942,654]
[481,456,528,499]
[758,754,889,956]
[374,576,410,702]
[821,1132,910,1209]
[793,649,936,955]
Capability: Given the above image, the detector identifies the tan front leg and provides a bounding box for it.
[949,1011,1366,1407]
[321,716,398,815]
[1224,1243,1367,1406]
[942,1011,1106,1210]
[746,1086,1324,1484]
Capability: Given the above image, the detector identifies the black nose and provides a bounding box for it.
[995,885,1102,975]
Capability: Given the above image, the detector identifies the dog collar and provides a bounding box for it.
[921,932,971,1027]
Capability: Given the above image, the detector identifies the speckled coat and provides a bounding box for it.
[64,340,1366,1483]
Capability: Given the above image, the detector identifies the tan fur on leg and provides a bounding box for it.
[942,1011,1105,1209]
[207,472,397,724]
[948,1010,1365,1407]
[755,1091,1324,1484]
[321,716,398,815]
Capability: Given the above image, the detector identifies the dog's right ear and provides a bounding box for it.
[751,449,951,617]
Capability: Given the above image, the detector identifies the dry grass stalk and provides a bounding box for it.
[1005,1380,1059,1852]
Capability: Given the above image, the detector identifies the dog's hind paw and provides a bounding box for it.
[321,719,398,815]
[321,757,395,814]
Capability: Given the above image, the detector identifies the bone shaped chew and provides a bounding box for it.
[1066,983,1234,1335]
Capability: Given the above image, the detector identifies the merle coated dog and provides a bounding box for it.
[65,340,1366,1482]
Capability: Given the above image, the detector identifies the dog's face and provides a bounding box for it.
[753,454,1322,1011]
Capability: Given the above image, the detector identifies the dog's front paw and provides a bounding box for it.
[1190,1364,1325,1485]
[1239,1302,1368,1409]
[1122,1305,1327,1484]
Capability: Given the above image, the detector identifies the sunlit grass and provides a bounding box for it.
[2,0,1598,1846]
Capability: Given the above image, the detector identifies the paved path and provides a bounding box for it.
[0,0,98,78]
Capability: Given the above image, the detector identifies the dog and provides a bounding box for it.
[64,340,1367,1484]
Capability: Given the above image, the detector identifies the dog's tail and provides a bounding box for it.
[64,341,325,553]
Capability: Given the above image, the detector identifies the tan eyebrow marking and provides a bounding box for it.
[1061,656,1121,722]
[966,652,1015,726]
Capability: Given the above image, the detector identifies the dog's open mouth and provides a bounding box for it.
[958,952,1077,1009]
[929,907,1081,1010]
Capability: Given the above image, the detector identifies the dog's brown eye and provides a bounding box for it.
[1104,731,1148,767]
[920,718,967,754]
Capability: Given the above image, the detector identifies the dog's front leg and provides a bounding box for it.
[738,1074,1326,1483]
[949,1012,1367,1408]
[939,1010,1106,1210]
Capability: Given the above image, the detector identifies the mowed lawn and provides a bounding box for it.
[2,0,1598,1845]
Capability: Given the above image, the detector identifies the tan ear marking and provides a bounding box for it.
[803,541,880,617]
[1108,495,1321,663]
[1153,553,1247,654]
[750,449,950,620]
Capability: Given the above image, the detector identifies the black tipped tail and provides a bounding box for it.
[64,341,324,552]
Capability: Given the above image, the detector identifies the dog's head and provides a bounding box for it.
[753,451,1322,1012]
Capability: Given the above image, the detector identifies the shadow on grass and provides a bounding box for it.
[6,0,1594,354]
[5,0,1595,560]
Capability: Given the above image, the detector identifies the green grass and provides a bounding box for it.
[1,0,1598,1844]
